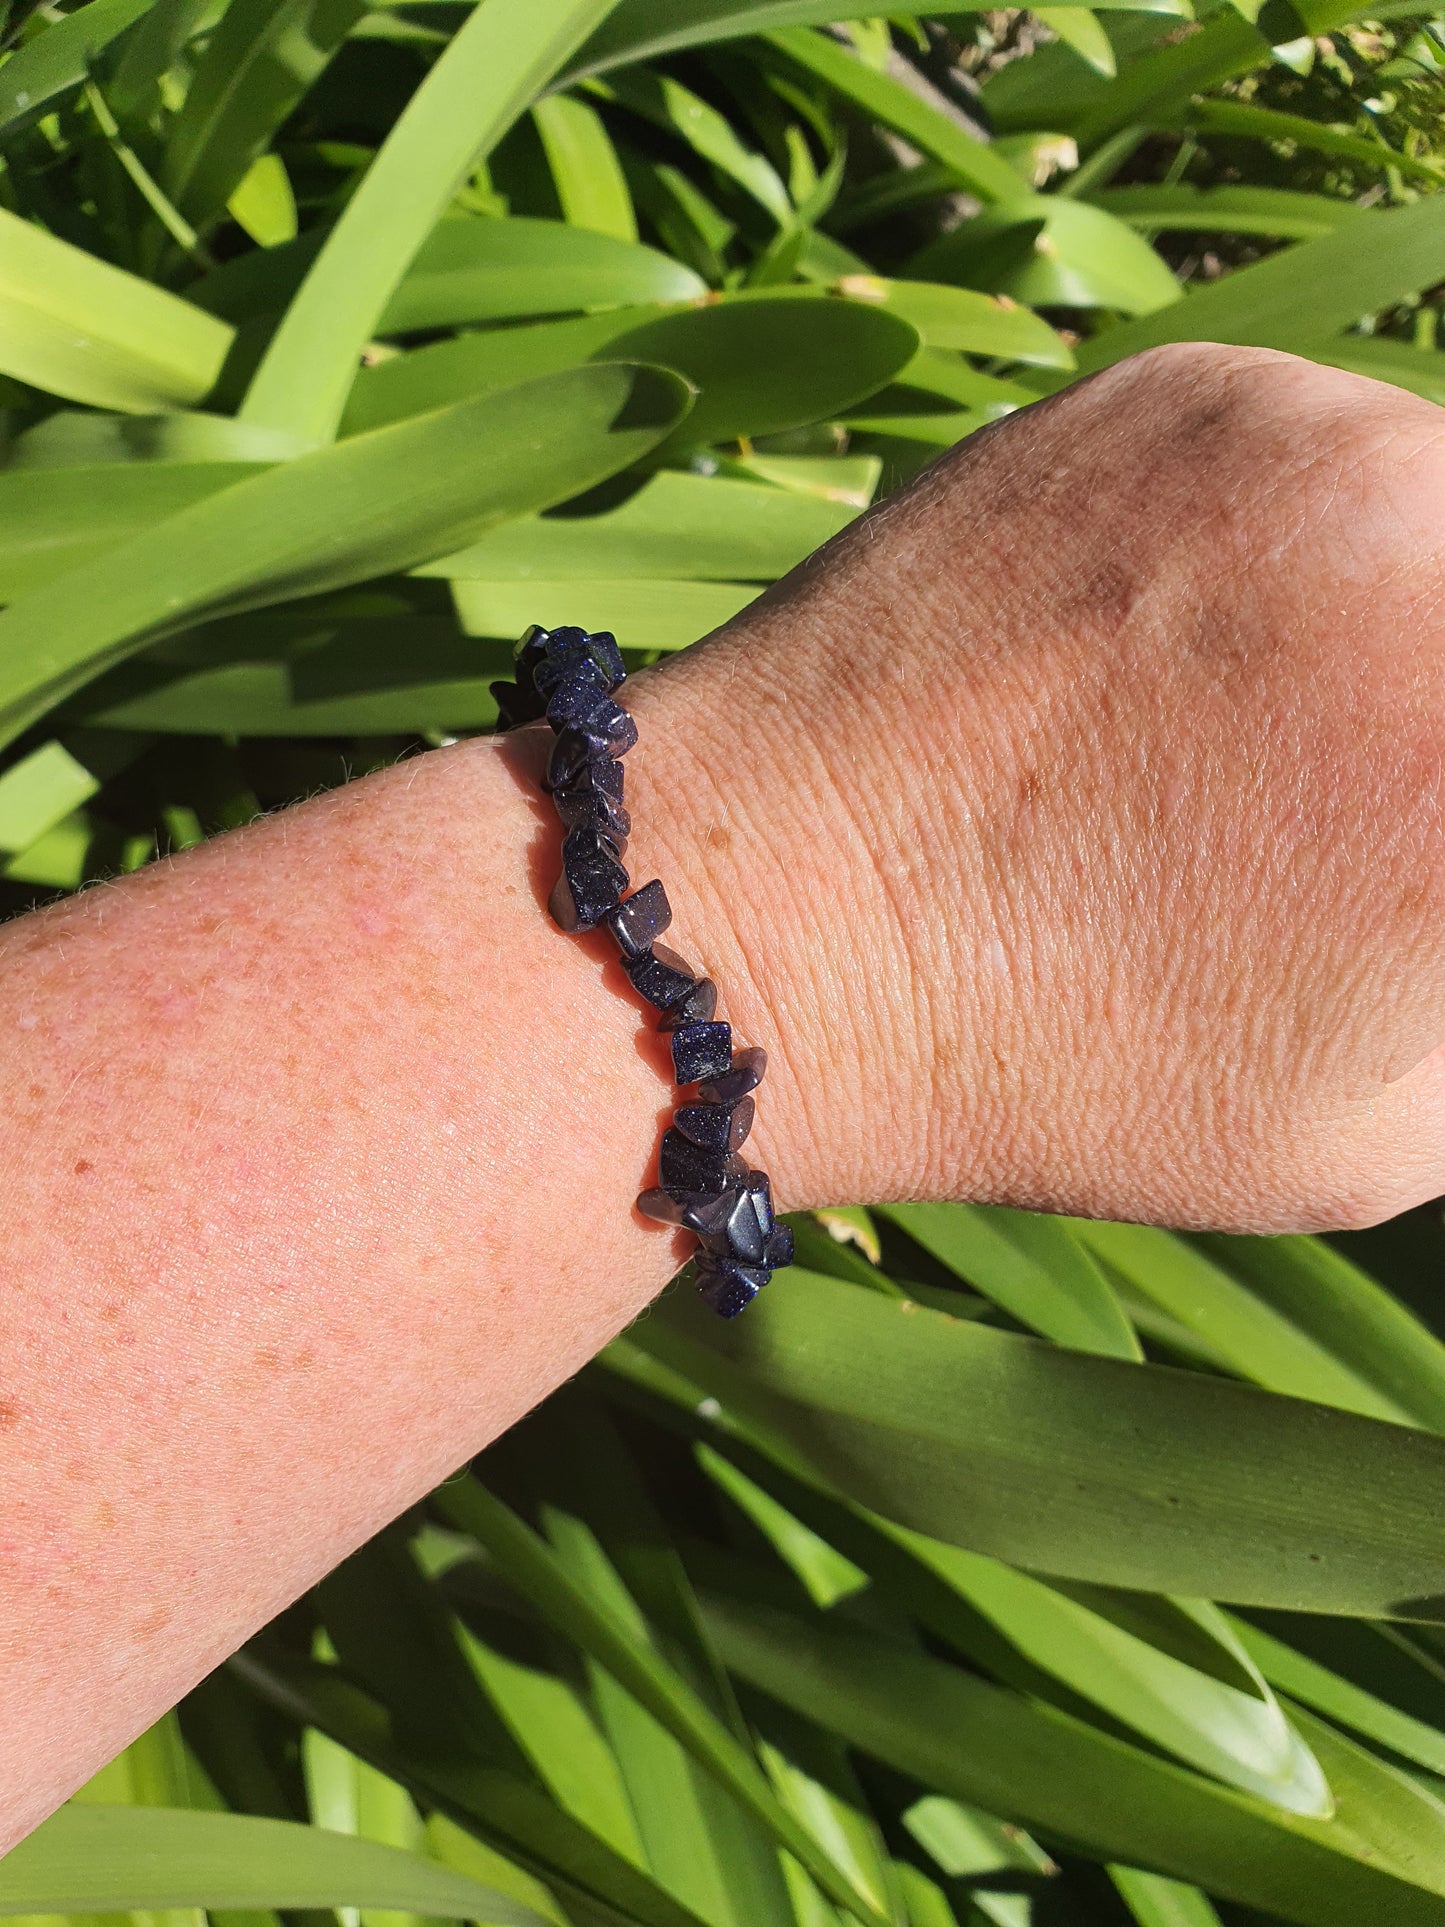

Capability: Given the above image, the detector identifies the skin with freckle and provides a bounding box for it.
[4,342,1445,1840]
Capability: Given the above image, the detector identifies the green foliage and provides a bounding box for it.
[3,0,1445,1919]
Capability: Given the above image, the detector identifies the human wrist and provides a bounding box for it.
[621,601,996,1218]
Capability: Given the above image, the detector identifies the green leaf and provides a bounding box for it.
[240,0,624,440]
[108,0,214,128]
[0,462,265,600]
[1160,97,1445,185]
[540,1503,797,1927]
[880,1203,1142,1359]
[590,69,792,226]
[163,0,364,221]
[227,154,300,249]
[1072,1221,1414,1421]
[1075,193,1445,371]
[703,1594,1445,1927]
[0,1806,551,1921]
[6,409,306,467]
[634,1268,1445,1616]
[764,28,1025,204]
[233,1647,715,1927]
[68,620,507,737]
[598,295,919,448]
[1192,1233,1445,1435]
[379,218,706,334]
[1229,1615,1445,1780]
[757,1717,904,1925]
[695,1423,1328,1814]
[911,196,1184,314]
[1110,1866,1224,1927]
[426,1812,568,1927]
[565,1,1029,79]
[345,310,648,435]
[416,468,857,583]
[0,360,688,749]
[1067,0,1414,152]
[532,92,637,240]
[0,209,233,412]
[511,1395,801,1926]
[452,578,756,649]
[1036,8,1118,78]
[1087,184,1365,239]
[434,1477,895,1927]
[0,0,159,138]
[0,741,100,854]
[699,1445,870,1610]
[455,1607,647,1861]
[350,294,918,449]
[880,1537,1330,1812]
[1066,9,1270,147]
[831,276,1075,367]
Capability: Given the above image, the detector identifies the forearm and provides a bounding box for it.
[0,646,883,1839]
[9,338,1445,1841]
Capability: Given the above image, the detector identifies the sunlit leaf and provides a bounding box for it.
[0,1807,552,1921]
[0,210,232,412]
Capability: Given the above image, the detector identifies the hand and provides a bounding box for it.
[630,342,1445,1234]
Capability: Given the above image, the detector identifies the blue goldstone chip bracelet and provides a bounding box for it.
[491,625,794,1318]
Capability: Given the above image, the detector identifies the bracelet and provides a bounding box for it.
[492,625,794,1319]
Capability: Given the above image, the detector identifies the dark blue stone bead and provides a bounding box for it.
[513,623,551,687]
[677,1183,743,1242]
[636,1186,695,1226]
[695,1046,767,1105]
[745,1169,773,1236]
[534,627,626,697]
[672,1021,733,1086]
[550,825,627,931]
[545,707,636,782]
[696,1256,770,1319]
[553,783,630,843]
[765,1223,795,1269]
[544,727,596,793]
[683,1181,767,1263]
[545,663,610,731]
[605,880,672,960]
[491,678,547,731]
[587,630,626,688]
[659,1127,739,1197]
[531,627,590,692]
[658,978,717,1030]
[580,696,638,759]
[555,755,623,805]
[676,1096,753,1154]
[626,942,696,1010]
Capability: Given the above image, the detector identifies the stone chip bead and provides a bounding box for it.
[681,1181,767,1262]
[626,943,696,1011]
[553,782,631,843]
[531,626,625,696]
[551,824,627,932]
[695,1256,771,1320]
[545,664,611,732]
[675,1096,754,1154]
[671,1021,734,1086]
[658,1128,743,1198]
[765,1223,795,1269]
[696,1046,768,1106]
[606,880,672,960]
[490,621,792,1317]
[543,705,637,789]
[658,977,717,1030]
